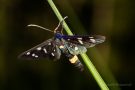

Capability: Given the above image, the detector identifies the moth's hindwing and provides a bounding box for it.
[63,35,105,48]
[66,42,87,55]
[18,38,61,60]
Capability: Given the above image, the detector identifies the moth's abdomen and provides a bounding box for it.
[68,55,84,71]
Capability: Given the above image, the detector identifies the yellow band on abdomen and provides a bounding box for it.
[69,55,78,63]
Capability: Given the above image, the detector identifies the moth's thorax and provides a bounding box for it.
[55,38,67,51]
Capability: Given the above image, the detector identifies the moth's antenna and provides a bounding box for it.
[54,16,68,32]
[27,24,53,32]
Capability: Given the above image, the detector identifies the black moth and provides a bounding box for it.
[18,16,105,71]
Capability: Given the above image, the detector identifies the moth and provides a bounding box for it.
[18,16,105,71]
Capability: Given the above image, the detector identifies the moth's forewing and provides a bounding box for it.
[62,35,105,48]
[18,38,61,60]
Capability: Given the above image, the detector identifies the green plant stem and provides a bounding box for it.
[47,0,109,90]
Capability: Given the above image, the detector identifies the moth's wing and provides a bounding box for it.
[65,41,87,55]
[18,38,61,60]
[63,35,105,48]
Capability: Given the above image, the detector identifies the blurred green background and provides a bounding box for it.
[0,0,134,90]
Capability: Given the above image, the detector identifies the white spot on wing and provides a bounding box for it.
[32,53,35,57]
[26,52,30,55]
[78,40,83,44]
[89,37,93,39]
[37,47,41,50]
[51,53,54,56]
[48,43,51,45]
[77,38,82,40]
[75,47,78,50]
[43,48,47,53]
[90,39,96,43]
[35,55,38,58]
[32,53,38,58]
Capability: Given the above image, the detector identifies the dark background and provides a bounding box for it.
[0,0,135,90]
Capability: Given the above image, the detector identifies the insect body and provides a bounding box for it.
[18,16,105,71]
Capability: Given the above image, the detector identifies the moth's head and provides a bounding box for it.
[54,33,63,39]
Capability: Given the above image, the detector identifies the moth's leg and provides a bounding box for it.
[66,54,84,71]
[54,16,68,34]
